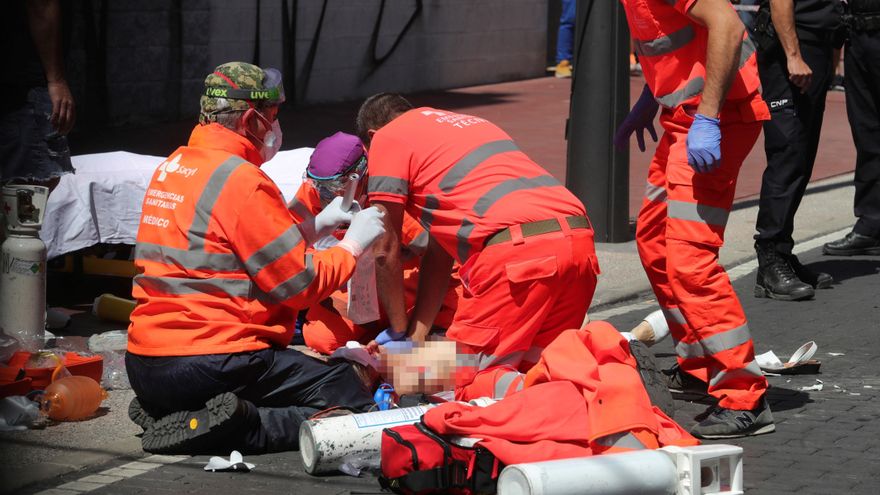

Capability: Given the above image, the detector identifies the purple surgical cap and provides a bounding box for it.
[307,132,366,178]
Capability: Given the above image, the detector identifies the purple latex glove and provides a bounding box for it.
[614,84,660,152]
[686,114,722,173]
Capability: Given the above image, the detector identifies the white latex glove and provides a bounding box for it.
[338,207,386,257]
[299,196,353,246]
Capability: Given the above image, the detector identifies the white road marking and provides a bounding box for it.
[35,455,188,494]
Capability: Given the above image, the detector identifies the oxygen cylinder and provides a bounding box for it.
[299,405,433,475]
[497,450,679,495]
[1,186,49,351]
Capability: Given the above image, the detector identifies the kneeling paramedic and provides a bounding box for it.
[125,62,386,454]
[289,132,461,354]
[359,94,600,402]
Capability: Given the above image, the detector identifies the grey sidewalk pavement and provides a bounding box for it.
[3,170,876,494]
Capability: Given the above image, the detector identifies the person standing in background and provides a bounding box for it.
[0,0,75,188]
[751,0,842,300]
[554,0,576,78]
[823,0,880,255]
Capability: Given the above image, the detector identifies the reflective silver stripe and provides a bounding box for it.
[668,199,730,228]
[675,322,752,359]
[134,274,254,298]
[645,181,667,203]
[708,360,763,387]
[594,432,647,450]
[634,26,694,57]
[407,230,430,256]
[656,77,705,108]
[661,306,687,326]
[473,175,562,217]
[478,350,525,371]
[288,199,315,222]
[438,140,519,192]
[189,156,245,250]
[457,218,476,262]
[739,36,756,68]
[493,371,525,399]
[265,254,316,301]
[243,225,305,276]
[420,195,440,231]
[135,242,241,272]
[368,176,409,196]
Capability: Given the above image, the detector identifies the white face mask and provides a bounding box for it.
[261,119,283,162]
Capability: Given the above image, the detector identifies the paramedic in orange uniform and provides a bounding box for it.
[288,132,461,354]
[125,62,387,455]
[615,0,774,438]
[358,94,600,402]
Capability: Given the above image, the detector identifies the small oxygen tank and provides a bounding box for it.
[41,376,108,421]
[1,186,49,351]
[299,405,433,475]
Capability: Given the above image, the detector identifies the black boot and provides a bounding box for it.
[754,243,815,301]
[822,231,880,256]
[785,253,833,289]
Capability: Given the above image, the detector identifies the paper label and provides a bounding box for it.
[2,255,44,276]
[347,251,381,324]
[352,406,429,429]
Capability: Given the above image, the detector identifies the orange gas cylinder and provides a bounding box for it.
[41,375,107,421]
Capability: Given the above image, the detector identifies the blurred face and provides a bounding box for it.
[379,340,458,395]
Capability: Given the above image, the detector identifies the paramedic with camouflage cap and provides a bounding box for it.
[126,62,386,455]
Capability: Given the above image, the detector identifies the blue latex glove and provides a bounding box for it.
[687,114,722,173]
[614,84,660,152]
[382,340,415,353]
[375,327,407,345]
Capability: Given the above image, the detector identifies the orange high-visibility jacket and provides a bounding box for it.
[621,0,762,109]
[128,123,356,357]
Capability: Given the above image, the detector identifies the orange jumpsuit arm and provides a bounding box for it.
[231,177,356,309]
[685,0,746,117]
[373,201,408,334]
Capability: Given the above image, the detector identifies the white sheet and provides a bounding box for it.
[41,148,313,259]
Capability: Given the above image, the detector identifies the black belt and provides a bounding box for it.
[845,13,880,31]
[484,216,590,247]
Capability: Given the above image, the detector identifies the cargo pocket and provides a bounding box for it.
[447,322,500,352]
[504,256,558,284]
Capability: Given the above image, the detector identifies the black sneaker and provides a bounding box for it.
[662,363,708,396]
[142,392,246,454]
[128,397,159,431]
[690,398,775,439]
[785,253,833,289]
[754,243,815,301]
[629,341,675,417]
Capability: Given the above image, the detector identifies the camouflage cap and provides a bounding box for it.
[199,62,285,124]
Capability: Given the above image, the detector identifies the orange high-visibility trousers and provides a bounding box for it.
[449,225,598,401]
[636,100,769,410]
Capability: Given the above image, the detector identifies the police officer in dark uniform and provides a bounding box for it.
[823,0,880,256]
[751,0,843,300]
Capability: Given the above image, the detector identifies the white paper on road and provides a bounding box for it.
[41,149,312,259]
